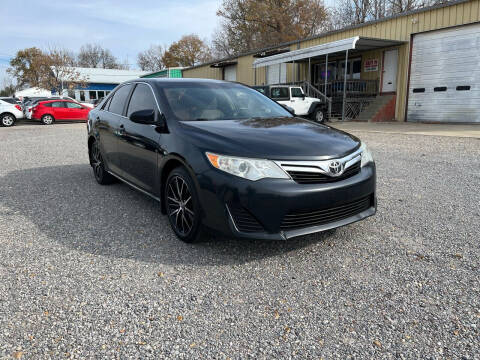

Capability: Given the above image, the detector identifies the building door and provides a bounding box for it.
[224,65,237,81]
[407,23,480,123]
[382,49,398,93]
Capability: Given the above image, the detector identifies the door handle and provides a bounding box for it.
[117,124,125,136]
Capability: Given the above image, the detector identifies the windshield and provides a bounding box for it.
[159,82,292,121]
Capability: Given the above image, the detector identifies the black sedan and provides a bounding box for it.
[87,79,376,242]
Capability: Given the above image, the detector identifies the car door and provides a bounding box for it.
[51,101,68,119]
[116,83,160,193]
[65,101,85,120]
[96,84,133,175]
[289,87,310,115]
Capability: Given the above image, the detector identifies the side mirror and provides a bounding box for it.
[129,109,155,124]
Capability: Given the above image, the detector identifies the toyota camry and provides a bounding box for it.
[87,79,376,242]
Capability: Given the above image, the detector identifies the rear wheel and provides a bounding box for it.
[165,167,202,243]
[90,141,116,185]
[41,114,54,125]
[1,113,16,127]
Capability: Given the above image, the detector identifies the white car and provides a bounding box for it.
[254,85,327,122]
[0,99,24,127]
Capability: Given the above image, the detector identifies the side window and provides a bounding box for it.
[66,102,83,109]
[43,103,52,107]
[109,85,132,115]
[270,87,289,100]
[102,96,112,111]
[291,87,304,98]
[52,101,65,108]
[127,84,157,117]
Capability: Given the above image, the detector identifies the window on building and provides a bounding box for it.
[68,89,75,98]
[79,91,85,102]
[89,91,97,100]
[109,84,132,115]
[127,84,156,117]
[97,91,105,99]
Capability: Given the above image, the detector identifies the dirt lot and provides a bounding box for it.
[0,123,479,358]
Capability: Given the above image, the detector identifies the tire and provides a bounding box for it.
[1,113,16,127]
[41,114,54,125]
[312,108,325,123]
[165,166,202,243]
[90,140,116,185]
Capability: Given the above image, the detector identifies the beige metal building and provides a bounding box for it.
[183,0,480,123]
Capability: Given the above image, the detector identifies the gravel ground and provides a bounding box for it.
[0,122,479,359]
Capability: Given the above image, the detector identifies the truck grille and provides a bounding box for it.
[280,194,373,231]
[227,204,264,233]
[287,161,361,184]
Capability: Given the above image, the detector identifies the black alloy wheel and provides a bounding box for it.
[165,167,201,242]
[90,141,115,185]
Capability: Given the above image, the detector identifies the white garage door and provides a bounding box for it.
[224,65,236,81]
[408,23,480,123]
[266,63,287,85]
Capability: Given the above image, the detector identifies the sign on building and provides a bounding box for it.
[364,59,379,72]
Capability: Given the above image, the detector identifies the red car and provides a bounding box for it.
[32,100,91,125]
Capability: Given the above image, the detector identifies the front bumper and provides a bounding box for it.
[197,162,376,240]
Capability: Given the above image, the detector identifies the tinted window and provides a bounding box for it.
[2,98,16,104]
[52,102,65,108]
[109,85,132,115]
[43,103,52,107]
[291,87,303,98]
[102,96,112,110]
[66,102,83,109]
[127,84,157,117]
[270,87,289,99]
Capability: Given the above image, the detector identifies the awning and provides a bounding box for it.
[252,36,405,68]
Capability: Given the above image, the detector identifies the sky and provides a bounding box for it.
[0,0,336,87]
[0,0,222,85]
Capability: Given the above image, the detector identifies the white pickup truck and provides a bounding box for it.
[253,85,327,123]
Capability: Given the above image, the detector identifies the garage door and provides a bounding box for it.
[266,63,287,85]
[224,65,236,81]
[408,23,480,123]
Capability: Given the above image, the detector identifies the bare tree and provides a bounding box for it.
[214,0,330,56]
[42,47,87,95]
[137,45,165,71]
[77,43,123,69]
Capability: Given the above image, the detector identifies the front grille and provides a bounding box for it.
[287,161,361,184]
[227,203,264,233]
[280,194,373,231]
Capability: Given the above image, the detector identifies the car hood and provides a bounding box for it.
[178,117,360,160]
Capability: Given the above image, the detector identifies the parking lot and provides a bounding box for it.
[0,123,479,358]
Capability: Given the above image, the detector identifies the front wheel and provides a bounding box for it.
[165,167,202,243]
[1,113,16,127]
[41,114,54,125]
[312,108,325,123]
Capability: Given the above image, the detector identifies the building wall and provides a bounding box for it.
[183,0,480,121]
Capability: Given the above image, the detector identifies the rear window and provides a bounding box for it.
[109,85,133,115]
[1,98,16,104]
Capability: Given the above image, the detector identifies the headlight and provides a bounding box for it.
[360,142,374,167]
[206,152,290,181]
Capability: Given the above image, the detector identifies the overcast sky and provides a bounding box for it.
[0,0,222,85]
[1,0,335,86]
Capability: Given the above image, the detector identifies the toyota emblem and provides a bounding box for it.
[328,160,344,176]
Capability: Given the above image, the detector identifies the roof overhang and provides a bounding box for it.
[253,36,405,68]
[210,61,238,68]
